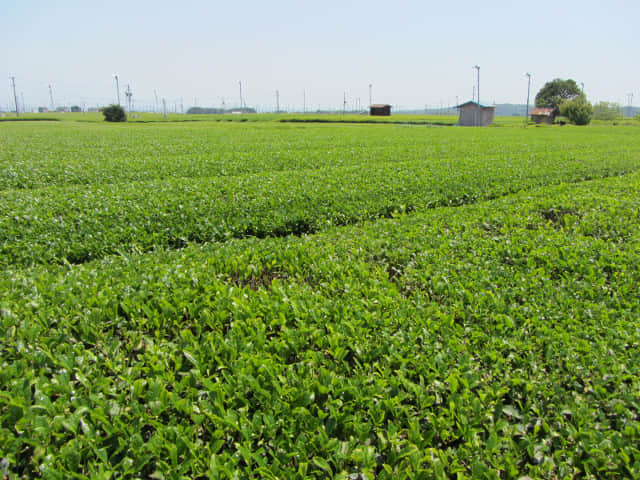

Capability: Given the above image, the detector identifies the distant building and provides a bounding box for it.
[70,106,82,113]
[369,104,391,116]
[456,101,495,126]
[38,107,48,113]
[530,107,555,124]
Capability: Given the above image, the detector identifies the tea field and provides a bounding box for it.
[1,119,640,479]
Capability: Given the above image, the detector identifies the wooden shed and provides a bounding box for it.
[369,104,391,116]
[530,107,555,124]
[456,101,495,126]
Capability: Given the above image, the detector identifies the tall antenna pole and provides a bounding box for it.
[474,65,480,104]
[238,81,243,109]
[154,90,159,113]
[113,74,120,105]
[525,73,532,122]
[343,92,347,114]
[303,90,306,113]
[21,92,26,114]
[368,83,372,106]
[49,84,55,111]
[125,84,133,112]
[10,77,19,116]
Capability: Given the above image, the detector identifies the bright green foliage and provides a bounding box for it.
[1,123,639,267]
[560,99,594,125]
[593,101,623,121]
[535,78,585,111]
[1,120,640,478]
[101,104,126,122]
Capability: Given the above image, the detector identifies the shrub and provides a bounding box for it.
[560,99,593,125]
[101,104,127,122]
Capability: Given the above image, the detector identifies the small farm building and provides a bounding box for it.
[370,104,391,116]
[456,101,495,126]
[530,107,555,124]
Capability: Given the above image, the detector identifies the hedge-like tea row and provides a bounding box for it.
[1,122,638,191]
[2,124,639,267]
[1,173,639,478]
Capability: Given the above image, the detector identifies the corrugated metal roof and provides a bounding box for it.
[456,101,495,109]
[530,107,554,116]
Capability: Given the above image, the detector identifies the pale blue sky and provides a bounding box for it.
[3,0,639,112]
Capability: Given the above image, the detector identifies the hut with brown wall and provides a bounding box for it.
[369,104,391,116]
[530,107,555,124]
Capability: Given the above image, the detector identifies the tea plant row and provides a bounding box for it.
[2,173,639,478]
[2,126,639,268]
[1,122,638,191]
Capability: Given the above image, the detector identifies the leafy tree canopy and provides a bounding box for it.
[535,78,585,111]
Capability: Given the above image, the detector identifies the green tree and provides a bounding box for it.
[560,99,593,125]
[535,79,585,112]
[101,104,127,122]
[593,102,622,121]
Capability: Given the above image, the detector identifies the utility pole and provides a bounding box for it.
[238,81,243,109]
[154,90,159,113]
[343,92,347,114]
[113,74,120,105]
[474,65,480,104]
[49,84,55,111]
[125,84,133,112]
[525,73,532,123]
[275,90,279,112]
[10,77,19,116]
[303,90,306,113]
[368,83,372,106]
